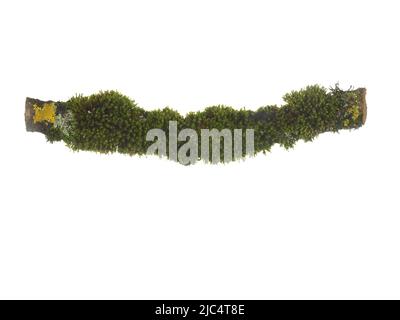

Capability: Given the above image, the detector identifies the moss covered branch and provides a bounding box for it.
[25,85,367,163]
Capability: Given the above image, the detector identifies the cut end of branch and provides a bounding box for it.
[357,88,367,125]
[25,97,56,134]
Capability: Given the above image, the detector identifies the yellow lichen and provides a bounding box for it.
[346,105,360,121]
[33,102,56,124]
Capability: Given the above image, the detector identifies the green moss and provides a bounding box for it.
[42,85,365,162]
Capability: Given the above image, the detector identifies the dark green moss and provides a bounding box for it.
[43,85,366,162]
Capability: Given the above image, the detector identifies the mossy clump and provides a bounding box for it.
[39,85,366,162]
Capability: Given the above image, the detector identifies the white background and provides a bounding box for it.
[0,0,399,299]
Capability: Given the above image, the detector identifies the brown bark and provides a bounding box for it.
[357,88,367,125]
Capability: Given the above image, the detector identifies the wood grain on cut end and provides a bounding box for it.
[358,88,367,125]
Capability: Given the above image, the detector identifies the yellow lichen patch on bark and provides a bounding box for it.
[348,105,360,121]
[33,102,56,124]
